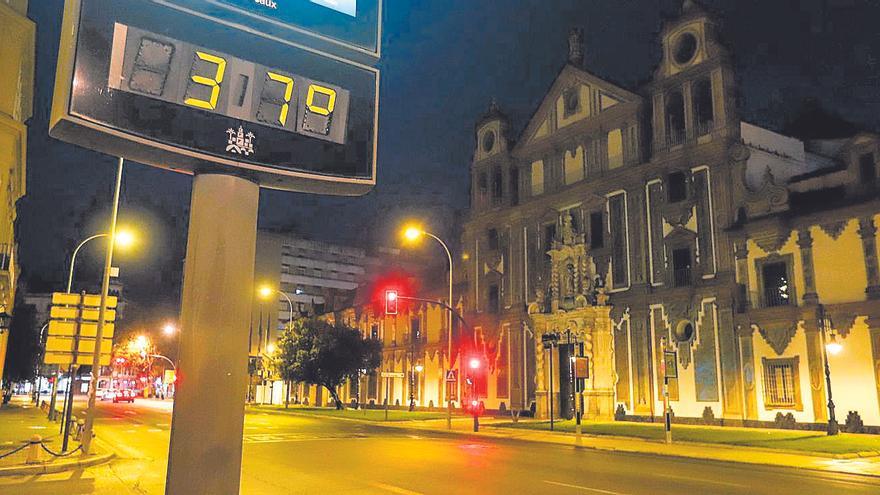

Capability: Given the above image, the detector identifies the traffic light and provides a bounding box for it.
[385,290,398,315]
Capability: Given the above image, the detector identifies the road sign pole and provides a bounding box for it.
[166,173,259,495]
[82,157,123,455]
[661,337,671,445]
[384,376,389,421]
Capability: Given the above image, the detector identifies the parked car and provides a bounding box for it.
[112,389,136,403]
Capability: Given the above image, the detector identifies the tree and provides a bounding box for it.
[3,303,39,386]
[277,318,381,409]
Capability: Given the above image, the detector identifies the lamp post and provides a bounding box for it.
[402,225,454,429]
[258,287,293,406]
[818,304,840,436]
[57,226,134,433]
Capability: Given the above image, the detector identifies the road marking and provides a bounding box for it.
[542,480,627,495]
[369,482,424,495]
[148,428,162,433]
[156,423,169,427]
[652,473,745,488]
[28,425,47,429]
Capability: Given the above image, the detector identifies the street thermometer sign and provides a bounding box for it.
[50,0,380,195]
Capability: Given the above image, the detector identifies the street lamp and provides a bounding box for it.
[163,323,177,336]
[258,285,294,331]
[66,229,135,293]
[818,304,840,436]
[401,224,454,429]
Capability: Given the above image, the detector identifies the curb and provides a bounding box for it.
[0,451,114,477]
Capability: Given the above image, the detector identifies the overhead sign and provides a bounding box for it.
[380,371,405,379]
[445,369,458,382]
[50,0,379,195]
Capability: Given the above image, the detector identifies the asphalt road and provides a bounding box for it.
[2,398,880,494]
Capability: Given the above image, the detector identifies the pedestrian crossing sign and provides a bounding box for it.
[445,369,458,382]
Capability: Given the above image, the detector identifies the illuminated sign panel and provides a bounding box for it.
[50,0,378,195]
[211,0,380,56]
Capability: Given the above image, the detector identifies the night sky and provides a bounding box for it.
[17,0,880,332]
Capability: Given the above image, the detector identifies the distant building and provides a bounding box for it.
[0,0,33,384]
[250,232,378,354]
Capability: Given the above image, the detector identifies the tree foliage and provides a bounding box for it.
[277,318,381,409]
[3,303,39,384]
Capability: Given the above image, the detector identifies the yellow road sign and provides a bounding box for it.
[44,351,111,366]
[51,292,118,308]
[49,306,116,322]
[47,320,115,338]
[45,336,112,355]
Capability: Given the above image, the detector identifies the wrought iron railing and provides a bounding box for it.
[672,267,692,287]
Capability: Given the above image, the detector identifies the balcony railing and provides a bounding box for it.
[666,127,686,148]
[763,287,792,308]
[672,267,692,288]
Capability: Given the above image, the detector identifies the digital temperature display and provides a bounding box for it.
[108,24,350,144]
[50,0,379,195]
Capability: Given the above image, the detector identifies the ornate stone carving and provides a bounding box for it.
[751,225,793,254]
[756,322,799,355]
[745,167,789,219]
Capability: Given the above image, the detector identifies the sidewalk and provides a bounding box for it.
[258,405,880,478]
[0,396,112,475]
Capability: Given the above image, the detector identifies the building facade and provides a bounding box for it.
[460,1,880,430]
[0,0,33,384]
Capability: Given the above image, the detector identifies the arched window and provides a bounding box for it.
[694,78,714,135]
[665,90,685,146]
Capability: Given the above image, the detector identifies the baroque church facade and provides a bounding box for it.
[461,1,880,430]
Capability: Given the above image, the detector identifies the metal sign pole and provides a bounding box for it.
[165,173,259,495]
[549,345,554,432]
[82,157,123,455]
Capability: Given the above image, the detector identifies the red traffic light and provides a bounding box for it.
[385,290,399,315]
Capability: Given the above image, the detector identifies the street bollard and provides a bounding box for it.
[26,435,42,464]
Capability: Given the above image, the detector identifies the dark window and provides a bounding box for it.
[492,166,503,201]
[665,91,686,146]
[694,78,713,134]
[488,284,500,314]
[667,171,688,203]
[487,228,499,250]
[590,211,604,249]
[859,153,876,184]
[509,167,520,205]
[762,262,791,307]
[370,324,379,340]
[411,318,421,342]
[543,223,556,254]
[478,173,488,197]
[672,247,692,287]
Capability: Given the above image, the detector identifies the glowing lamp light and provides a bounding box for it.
[115,229,135,249]
[258,286,274,299]
[163,323,176,336]
[826,335,843,355]
[471,400,479,407]
[402,225,423,242]
[414,365,424,373]
[266,343,277,355]
[469,358,480,369]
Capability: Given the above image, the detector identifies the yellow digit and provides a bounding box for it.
[306,84,337,116]
[184,51,227,110]
[267,72,294,126]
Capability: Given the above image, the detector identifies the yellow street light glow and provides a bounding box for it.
[163,323,176,336]
[414,364,424,373]
[266,343,276,355]
[115,229,135,248]
[402,225,423,242]
[258,285,274,299]
[826,335,843,355]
